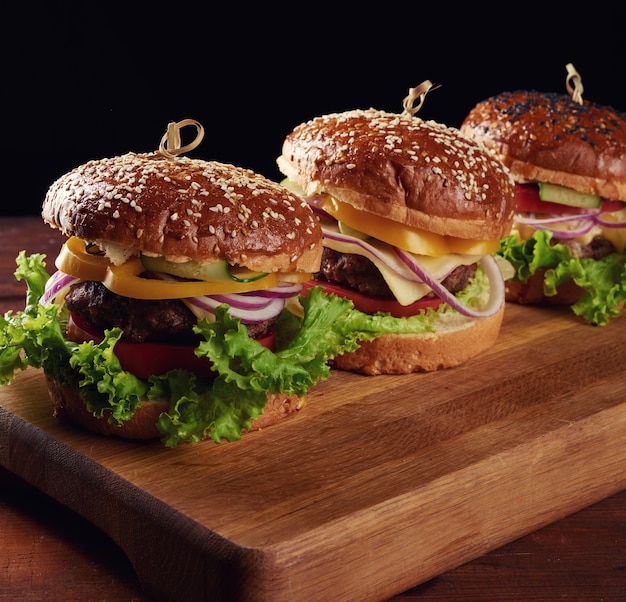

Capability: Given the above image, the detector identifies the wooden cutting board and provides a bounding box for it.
[1,303,625,602]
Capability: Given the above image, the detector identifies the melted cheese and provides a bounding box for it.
[56,237,285,299]
[320,195,500,256]
[600,208,626,252]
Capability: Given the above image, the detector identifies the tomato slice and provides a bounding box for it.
[67,313,275,379]
[302,281,442,317]
[515,183,624,214]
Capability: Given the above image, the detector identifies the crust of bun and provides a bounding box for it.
[331,303,505,375]
[46,377,305,441]
[42,152,322,274]
[460,91,626,201]
[504,270,586,306]
[277,109,515,240]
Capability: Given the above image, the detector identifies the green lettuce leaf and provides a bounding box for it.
[1,252,495,446]
[498,231,626,326]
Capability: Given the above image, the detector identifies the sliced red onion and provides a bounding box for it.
[516,206,626,236]
[593,214,626,228]
[209,293,273,309]
[147,272,297,323]
[41,271,80,306]
[540,221,595,238]
[515,214,596,238]
[394,250,504,318]
[252,282,303,298]
[184,294,285,323]
[322,228,424,283]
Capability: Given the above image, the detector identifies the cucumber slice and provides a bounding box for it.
[280,177,305,195]
[539,182,601,208]
[141,256,228,280]
[140,256,268,283]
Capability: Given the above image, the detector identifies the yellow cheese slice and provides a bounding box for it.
[56,238,287,299]
[320,195,499,256]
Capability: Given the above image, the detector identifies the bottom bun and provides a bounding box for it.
[505,270,585,306]
[331,304,505,375]
[46,377,305,441]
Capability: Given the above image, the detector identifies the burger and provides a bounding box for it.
[460,67,626,325]
[276,96,517,374]
[0,119,376,446]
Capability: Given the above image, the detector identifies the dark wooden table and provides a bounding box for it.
[1,216,625,601]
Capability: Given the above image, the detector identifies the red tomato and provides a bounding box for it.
[66,313,275,379]
[599,199,626,212]
[302,281,442,317]
[515,183,624,214]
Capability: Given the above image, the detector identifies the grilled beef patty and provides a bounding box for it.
[314,248,477,299]
[64,281,275,344]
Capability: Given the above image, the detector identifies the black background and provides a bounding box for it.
[4,2,625,216]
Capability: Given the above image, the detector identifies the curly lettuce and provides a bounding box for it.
[498,230,626,326]
[0,253,440,446]
[1,252,498,446]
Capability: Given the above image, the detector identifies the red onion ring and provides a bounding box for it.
[184,294,286,323]
[322,229,427,283]
[148,272,295,323]
[515,208,626,237]
[41,271,80,306]
[394,251,504,318]
[251,282,304,298]
[593,214,626,228]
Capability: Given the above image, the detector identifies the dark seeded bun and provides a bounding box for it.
[460,91,626,201]
[46,377,305,441]
[332,303,505,375]
[42,151,322,274]
[277,108,516,241]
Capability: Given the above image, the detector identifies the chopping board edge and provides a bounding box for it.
[0,404,263,602]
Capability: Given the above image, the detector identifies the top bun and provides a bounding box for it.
[460,91,626,201]
[42,152,322,273]
[277,108,515,240]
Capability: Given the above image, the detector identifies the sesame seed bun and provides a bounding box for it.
[277,108,516,241]
[277,108,515,375]
[39,149,323,442]
[42,151,322,274]
[330,302,505,375]
[460,91,626,200]
[461,90,626,318]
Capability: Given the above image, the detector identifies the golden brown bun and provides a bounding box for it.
[504,270,586,307]
[331,303,505,375]
[460,91,626,201]
[42,152,322,274]
[46,377,305,441]
[277,109,515,240]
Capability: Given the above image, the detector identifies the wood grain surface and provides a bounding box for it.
[1,217,625,601]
